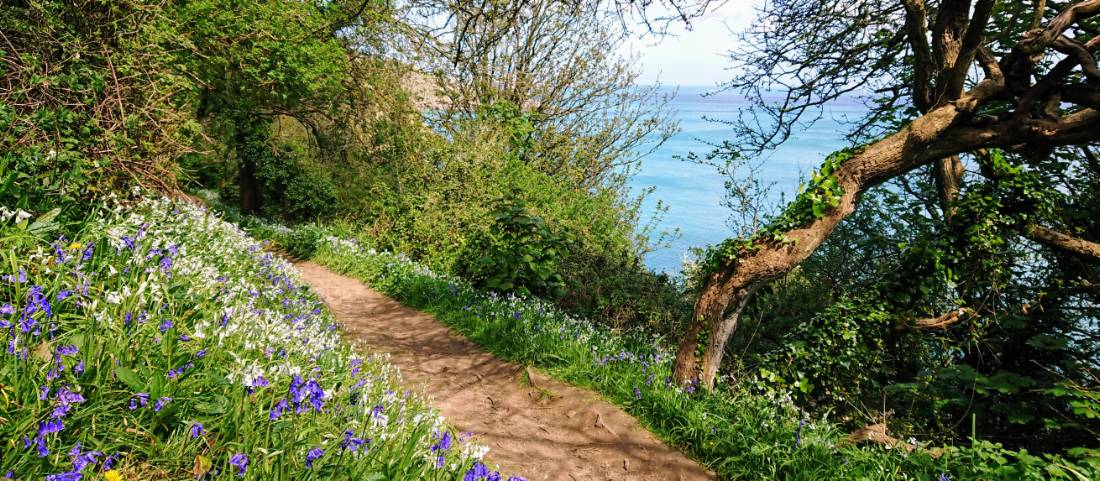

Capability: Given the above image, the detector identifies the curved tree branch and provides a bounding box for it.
[1025,224,1100,262]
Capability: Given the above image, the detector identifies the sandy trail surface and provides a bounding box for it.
[293,261,715,481]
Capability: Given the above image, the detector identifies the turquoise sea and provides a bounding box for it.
[631,86,867,273]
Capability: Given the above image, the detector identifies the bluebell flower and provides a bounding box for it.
[70,444,103,472]
[464,462,490,481]
[634,386,642,400]
[159,319,173,333]
[196,349,207,358]
[129,392,149,410]
[44,472,81,481]
[939,474,951,481]
[0,303,13,315]
[190,422,205,438]
[103,452,120,470]
[289,375,305,404]
[154,396,172,412]
[430,432,453,453]
[270,398,288,420]
[229,453,249,477]
[38,419,65,436]
[305,447,324,468]
[340,429,367,452]
[52,386,85,419]
[304,379,325,412]
[794,418,807,446]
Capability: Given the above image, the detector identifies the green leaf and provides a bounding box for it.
[115,365,145,391]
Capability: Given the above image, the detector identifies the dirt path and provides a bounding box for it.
[293,261,715,481]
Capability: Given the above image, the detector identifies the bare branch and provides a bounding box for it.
[903,0,934,111]
[943,0,996,99]
[1052,35,1100,81]
[1026,224,1100,262]
[899,308,970,331]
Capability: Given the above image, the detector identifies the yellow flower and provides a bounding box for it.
[69,242,83,250]
[105,470,122,481]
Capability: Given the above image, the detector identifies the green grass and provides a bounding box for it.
[0,198,516,480]
[247,221,1100,481]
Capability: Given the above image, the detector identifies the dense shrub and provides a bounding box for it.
[0,1,189,217]
[458,194,569,298]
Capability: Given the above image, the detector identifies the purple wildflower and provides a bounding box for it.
[103,452,120,470]
[38,419,65,436]
[464,462,490,481]
[52,386,85,419]
[795,418,807,446]
[430,432,453,454]
[305,447,324,468]
[154,397,172,412]
[305,379,325,412]
[70,445,103,472]
[129,392,149,410]
[340,429,367,452]
[270,398,288,420]
[229,453,249,477]
[190,422,205,438]
[159,319,173,333]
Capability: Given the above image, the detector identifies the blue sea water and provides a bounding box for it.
[631,86,867,273]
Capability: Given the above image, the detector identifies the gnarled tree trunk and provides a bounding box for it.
[673,97,990,387]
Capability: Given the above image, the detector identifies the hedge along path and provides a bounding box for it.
[293,261,715,481]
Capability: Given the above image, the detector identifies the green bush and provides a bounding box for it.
[458,193,569,298]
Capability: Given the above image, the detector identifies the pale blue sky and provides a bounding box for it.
[621,1,760,87]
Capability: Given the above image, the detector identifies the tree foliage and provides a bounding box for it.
[685,0,1100,453]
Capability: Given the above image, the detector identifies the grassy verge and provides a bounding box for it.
[1,198,521,481]
[247,220,1100,481]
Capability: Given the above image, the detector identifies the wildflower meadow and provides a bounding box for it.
[1,198,518,481]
